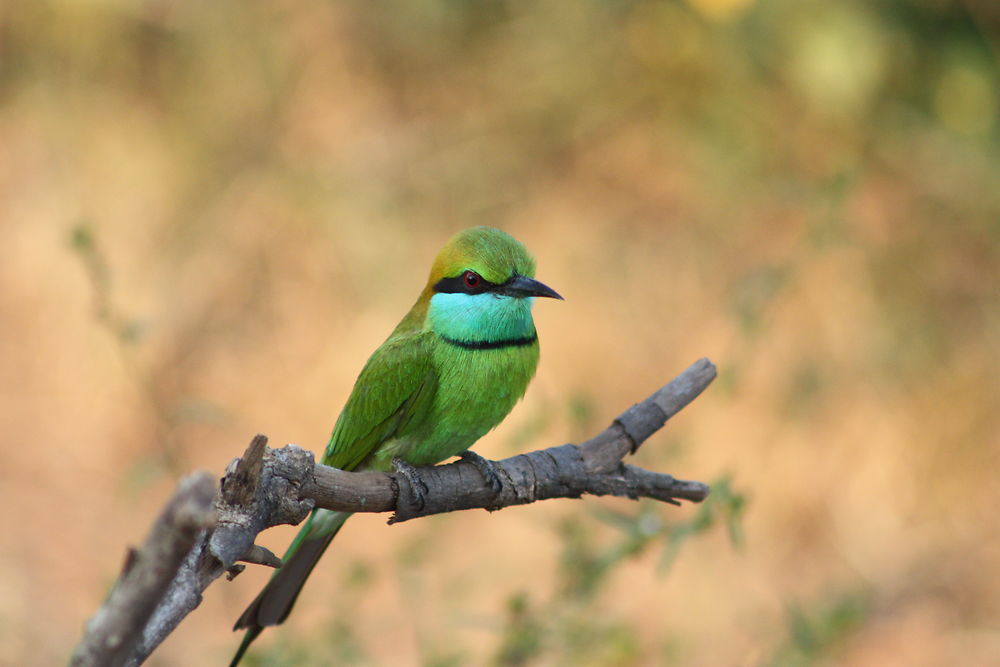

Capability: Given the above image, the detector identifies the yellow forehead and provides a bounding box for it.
[429,226,536,285]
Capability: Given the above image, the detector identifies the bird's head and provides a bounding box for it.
[420,227,562,345]
[427,226,562,301]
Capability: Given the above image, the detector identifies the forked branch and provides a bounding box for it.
[72,358,716,666]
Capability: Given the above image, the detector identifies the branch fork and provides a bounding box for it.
[72,357,717,667]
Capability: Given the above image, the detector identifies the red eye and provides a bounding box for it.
[463,270,481,289]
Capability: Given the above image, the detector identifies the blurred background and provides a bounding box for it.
[1,0,999,664]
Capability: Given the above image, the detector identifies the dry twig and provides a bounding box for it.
[71,357,716,666]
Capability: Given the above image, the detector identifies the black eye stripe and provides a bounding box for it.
[433,273,499,295]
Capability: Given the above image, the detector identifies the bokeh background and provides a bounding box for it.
[2,0,999,665]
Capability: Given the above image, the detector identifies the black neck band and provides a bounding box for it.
[439,333,537,350]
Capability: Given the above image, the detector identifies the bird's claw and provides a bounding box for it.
[392,457,429,510]
[460,450,504,494]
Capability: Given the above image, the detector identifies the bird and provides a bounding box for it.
[230,226,562,665]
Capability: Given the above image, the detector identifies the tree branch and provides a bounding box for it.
[70,472,216,667]
[72,357,716,666]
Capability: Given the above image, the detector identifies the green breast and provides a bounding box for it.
[367,337,539,469]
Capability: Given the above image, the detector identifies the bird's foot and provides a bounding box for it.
[459,450,504,494]
[392,457,429,510]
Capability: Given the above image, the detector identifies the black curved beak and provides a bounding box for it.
[502,275,564,300]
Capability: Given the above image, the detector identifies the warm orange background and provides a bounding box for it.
[1,1,998,665]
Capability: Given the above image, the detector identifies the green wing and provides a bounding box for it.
[322,330,437,472]
[230,329,438,665]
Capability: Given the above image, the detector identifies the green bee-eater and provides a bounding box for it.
[230,226,562,665]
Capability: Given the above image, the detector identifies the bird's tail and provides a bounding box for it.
[230,509,351,666]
